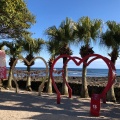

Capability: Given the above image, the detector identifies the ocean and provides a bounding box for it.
[53,68,120,77]
[9,67,120,77]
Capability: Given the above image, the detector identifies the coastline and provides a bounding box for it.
[8,68,120,78]
[3,76,120,88]
[1,76,120,101]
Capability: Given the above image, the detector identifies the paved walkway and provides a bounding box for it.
[0,90,120,120]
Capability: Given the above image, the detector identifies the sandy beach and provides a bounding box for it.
[0,89,120,120]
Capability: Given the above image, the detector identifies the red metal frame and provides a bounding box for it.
[50,54,116,104]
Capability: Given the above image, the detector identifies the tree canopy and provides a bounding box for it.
[0,0,35,40]
[101,21,120,49]
[75,16,102,44]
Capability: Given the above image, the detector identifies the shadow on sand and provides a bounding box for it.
[0,90,120,120]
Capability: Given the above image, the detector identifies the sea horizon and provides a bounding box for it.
[7,67,120,77]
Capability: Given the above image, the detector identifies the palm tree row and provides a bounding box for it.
[45,16,102,97]
[45,17,120,102]
[0,35,45,91]
[0,16,120,102]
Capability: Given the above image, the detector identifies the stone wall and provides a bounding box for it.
[2,80,120,101]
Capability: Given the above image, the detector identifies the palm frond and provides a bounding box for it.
[75,16,102,44]
[101,21,120,50]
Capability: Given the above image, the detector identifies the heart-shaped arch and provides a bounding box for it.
[50,54,116,104]
[11,56,49,95]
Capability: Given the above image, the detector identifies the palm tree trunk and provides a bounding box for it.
[7,67,13,89]
[62,57,68,95]
[81,64,89,98]
[26,66,32,91]
[46,68,52,93]
[107,85,116,102]
[107,57,116,102]
[38,77,45,96]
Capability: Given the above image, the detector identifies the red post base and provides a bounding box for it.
[90,94,101,117]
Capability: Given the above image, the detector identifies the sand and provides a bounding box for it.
[0,89,120,120]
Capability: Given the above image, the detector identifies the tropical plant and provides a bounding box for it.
[59,43,73,95]
[0,0,35,40]
[3,41,22,89]
[74,16,102,98]
[45,17,75,95]
[45,40,59,93]
[101,21,120,102]
[20,36,45,91]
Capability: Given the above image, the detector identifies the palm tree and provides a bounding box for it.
[74,16,102,98]
[79,44,94,98]
[20,37,45,91]
[45,40,59,93]
[101,21,120,102]
[3,41,22,89]
[59,43,73,95]
[45,17,75,95]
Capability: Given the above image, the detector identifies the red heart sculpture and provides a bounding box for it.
[50,54,116,104]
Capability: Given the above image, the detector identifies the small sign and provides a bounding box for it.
[93,104,97,109]
[0,50,6,79]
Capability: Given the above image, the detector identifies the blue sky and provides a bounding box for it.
[7,0,120,68]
